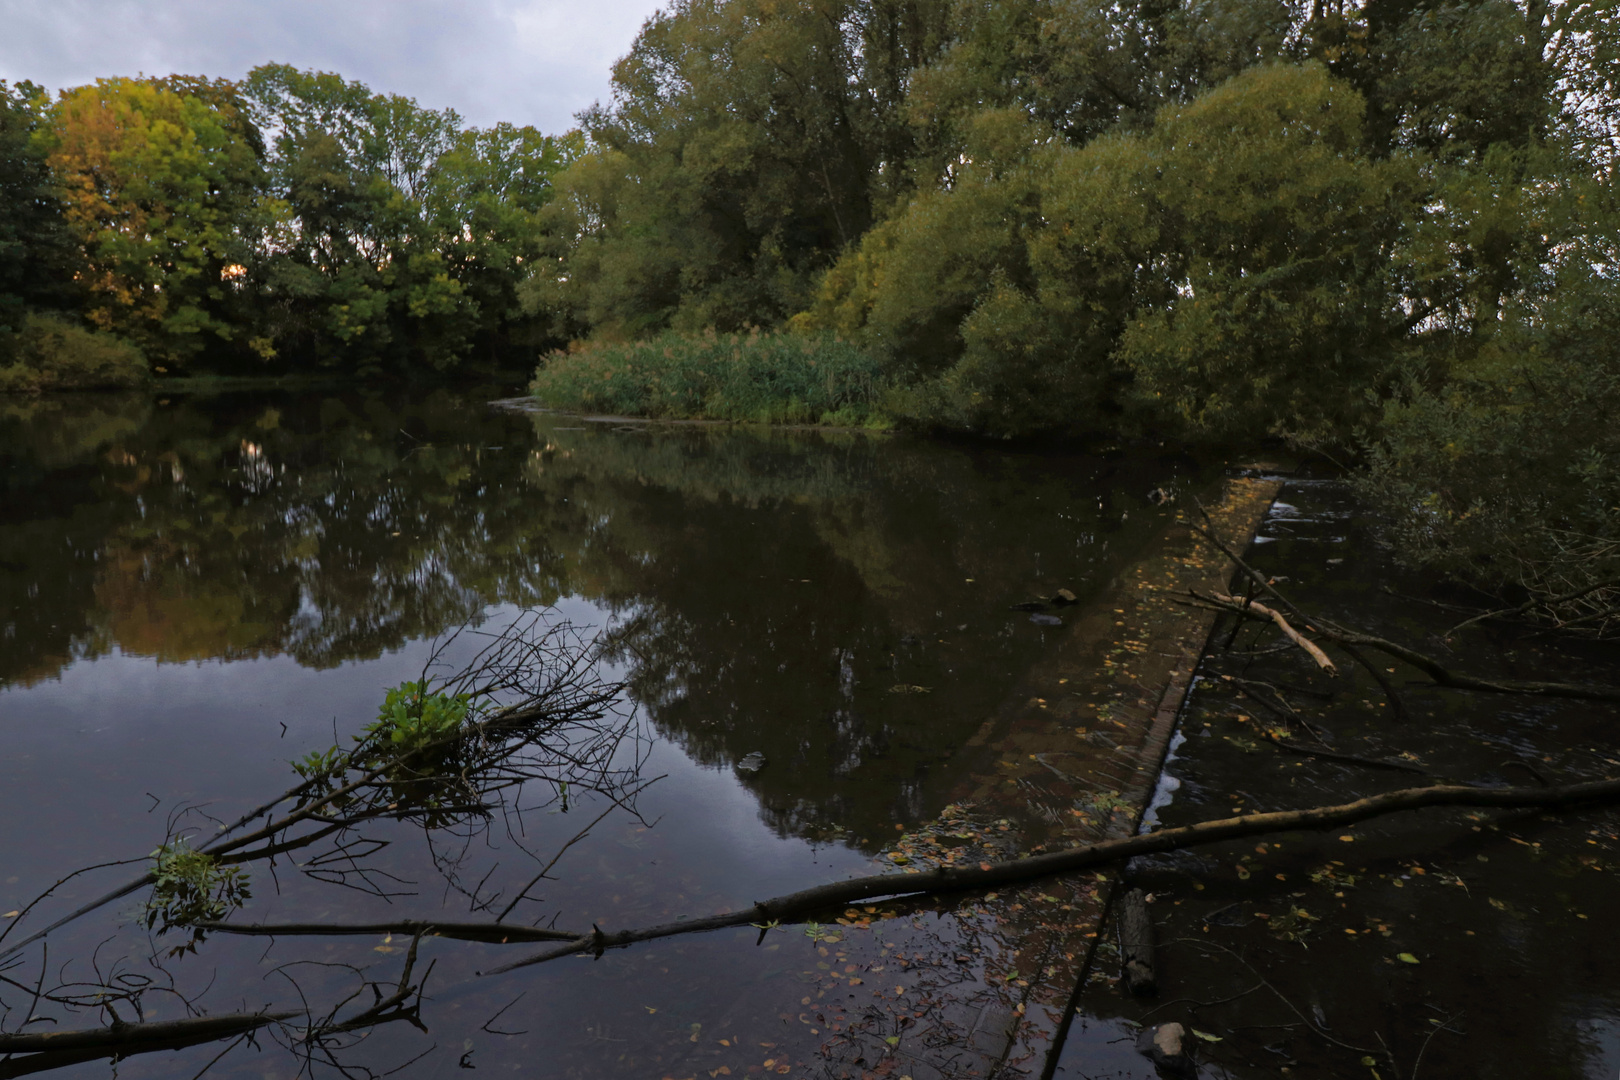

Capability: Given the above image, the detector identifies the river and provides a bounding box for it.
[0,388,1218,1078]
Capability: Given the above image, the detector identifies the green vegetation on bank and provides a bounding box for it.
[530,330,885,425]
[0,312,148,393]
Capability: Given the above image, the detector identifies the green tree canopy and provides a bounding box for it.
[244,64,577,370]
[534,0,955,338]
[40,76,268,367]
[0,80,78,347]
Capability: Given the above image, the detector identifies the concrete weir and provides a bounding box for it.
[800,472,1282,1080]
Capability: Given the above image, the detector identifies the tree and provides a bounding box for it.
[0,80,79,349]
[424,123,583,358]
[537,0,955,338]
[245,64,576,370]
[1111,63,1417,440]
[1358,161,1620,623]
[805,63,1416,438]
[40,77,268,367]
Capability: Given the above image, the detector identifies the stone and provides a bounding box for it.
[1136,1021,1196,1077]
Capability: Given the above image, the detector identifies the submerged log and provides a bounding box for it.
[1119,888,1157,996]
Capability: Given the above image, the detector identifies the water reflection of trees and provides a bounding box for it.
[1,391,565,683]
[1,392,1194,839]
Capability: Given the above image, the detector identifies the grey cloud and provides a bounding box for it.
[0,0,664,131]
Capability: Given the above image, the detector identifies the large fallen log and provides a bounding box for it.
[481,775,1620,975]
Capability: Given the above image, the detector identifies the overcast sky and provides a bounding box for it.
[0,0,668,132]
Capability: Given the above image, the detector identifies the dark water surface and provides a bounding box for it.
[1062,479,1620,1080]
[0,390,1212,1078]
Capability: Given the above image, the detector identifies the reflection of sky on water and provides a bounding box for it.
[1575,1011,1620,1078]
[0,390,1216,1076]
[0,390,1202,886]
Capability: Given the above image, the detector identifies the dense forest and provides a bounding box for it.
[0,0,1617,620]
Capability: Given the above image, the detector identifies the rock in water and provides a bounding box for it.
[1147,487,1175,505]
[736,752,767,774]
[1050,588,1078,605]
[1135,1022,1195,1077]
[1029,612,1063,626]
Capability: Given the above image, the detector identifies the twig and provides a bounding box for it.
[496,800,625,922]
[1411,1012,1464,1080]
[1139,981,1264,1020]
[1257,731,1433,776]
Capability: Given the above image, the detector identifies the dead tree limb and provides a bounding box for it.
[482,776,1620,975]
[1257,731,1433,776]
[1212,593,1337,675]
[0,1010,301,1055]
[1446,577,1620,637]
[191,920,581,944]
[1187,570,1620,703]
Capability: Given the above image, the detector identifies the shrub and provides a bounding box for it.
[146,837,252,955]
[368,679,476,754]
[530,329,886,426]
[1357,310,1620,624]
[805,64,1413,440]
[0,312,148,392]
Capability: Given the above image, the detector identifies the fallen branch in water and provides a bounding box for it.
[192,919,580,944]
[0,1010,302,1055]
[1185,524,1620,702]
[1444,576,1620,637]
[0,615,638,966]
[1256,730,1433,776]
[481,775,1620,975]
[1212,593,1337,675]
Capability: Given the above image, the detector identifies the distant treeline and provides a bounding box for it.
[1,65,578,386]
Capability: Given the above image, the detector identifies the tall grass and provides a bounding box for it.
[529,330,886,426]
